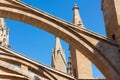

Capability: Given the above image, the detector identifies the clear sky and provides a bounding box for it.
[5,0,105,78]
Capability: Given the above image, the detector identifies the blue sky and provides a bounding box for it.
[5,0,105,78]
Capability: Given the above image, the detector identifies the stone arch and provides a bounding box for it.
[0,1,120,80]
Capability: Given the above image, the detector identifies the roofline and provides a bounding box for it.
[0,46,75,79]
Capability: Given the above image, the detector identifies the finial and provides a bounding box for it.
[73,3,79,10]
[72,4,86,29]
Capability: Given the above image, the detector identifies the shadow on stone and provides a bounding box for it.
[34,76,41,80]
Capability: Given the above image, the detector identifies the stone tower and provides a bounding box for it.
[102,0,120,45]
[69,4,93,79]
[51,37,67,73]
[0,18,9,48]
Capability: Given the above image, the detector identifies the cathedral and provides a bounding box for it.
[0,0,120,80]
[0,4,93,80]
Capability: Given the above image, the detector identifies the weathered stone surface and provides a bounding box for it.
[70,4,93,79]
[0,0,119,80]
[0,46,75,80]
[52,37,67,73]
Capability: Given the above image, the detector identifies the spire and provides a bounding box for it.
[0,18,9,48]
[54,37,63,52]
[73,4,85,29]
[51,37,67,73]
[69,4,93,79]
